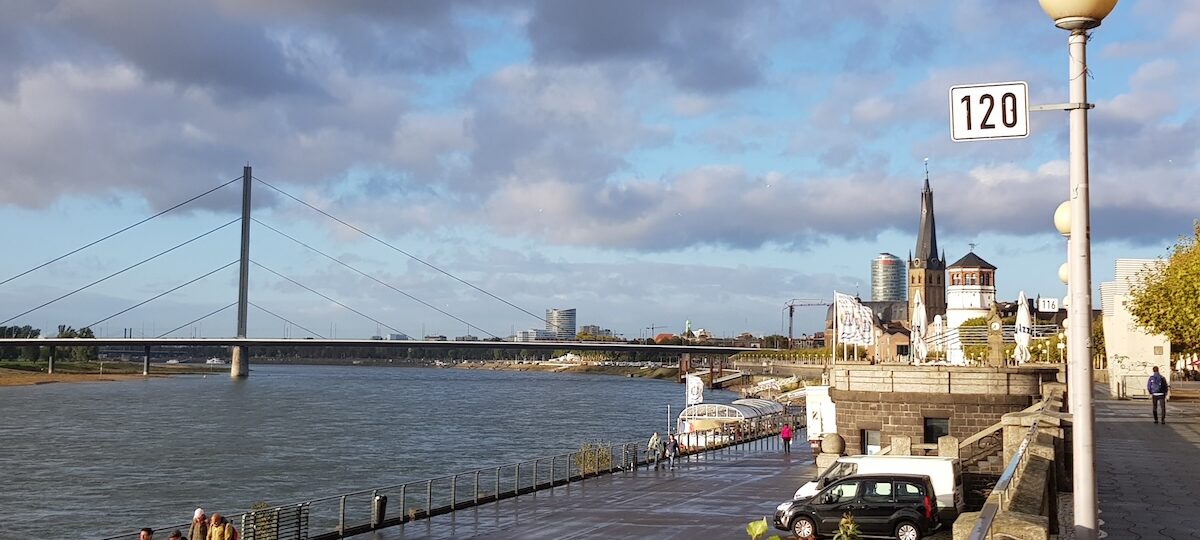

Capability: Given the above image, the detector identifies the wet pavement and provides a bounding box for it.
[350,439,955,540]
[1094,383,1200,540]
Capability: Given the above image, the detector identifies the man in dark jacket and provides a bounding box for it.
[1148,366,1170,424]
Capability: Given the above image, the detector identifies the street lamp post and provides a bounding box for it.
[1038,1,1117,538]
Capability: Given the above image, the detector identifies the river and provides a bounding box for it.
[0,364,734,538]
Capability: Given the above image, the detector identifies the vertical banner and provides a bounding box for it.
[685,374,704,406]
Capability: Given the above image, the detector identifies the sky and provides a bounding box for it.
[0,0,1196,341]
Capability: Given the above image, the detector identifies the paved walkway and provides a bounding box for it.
[349,440,956,540]
[350,443,820,539]
[1095,383,1200,539]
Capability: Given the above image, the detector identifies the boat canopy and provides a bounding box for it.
[677,398,786,433]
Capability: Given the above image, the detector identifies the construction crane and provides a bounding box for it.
[644,324,666,341]
[782,299,830,349]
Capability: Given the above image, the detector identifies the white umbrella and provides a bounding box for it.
[931,315,944,358]
[1014,291,1032,364]
[911,290,928,364]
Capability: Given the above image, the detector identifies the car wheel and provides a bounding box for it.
[894,521,921,540]
[792,516,816,539]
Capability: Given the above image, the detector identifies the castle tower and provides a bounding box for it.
[908,168,947,320]
[945,250,998,329]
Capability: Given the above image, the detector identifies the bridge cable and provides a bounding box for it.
[0,175,242,288]
[0,218,240,326]
[252,218,499,339]
[157,302,237,338]
[250,260,408,337]
[253,176,558,332]
[84,259,240,330]
[248,301,326,339]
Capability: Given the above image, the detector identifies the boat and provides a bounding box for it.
[165,359,181,365]
[205,357,227,365]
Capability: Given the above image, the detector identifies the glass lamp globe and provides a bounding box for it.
[1054,201,1071,236]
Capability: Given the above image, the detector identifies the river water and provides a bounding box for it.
[0,364,733,538]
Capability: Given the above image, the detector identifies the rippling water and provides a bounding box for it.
[0,364,733,538]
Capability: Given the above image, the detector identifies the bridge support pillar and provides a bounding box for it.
[231,346,248,378]
[47,346,55,374]
[143,346,150,376]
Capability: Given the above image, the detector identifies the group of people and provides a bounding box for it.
[138,508,238,540]
[646,431,686,469]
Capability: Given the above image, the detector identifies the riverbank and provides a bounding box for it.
[454,360,680,380]
[0,362,214,387]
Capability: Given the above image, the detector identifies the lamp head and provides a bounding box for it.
[1054,201,1071,236]
[1038,0,1118,30]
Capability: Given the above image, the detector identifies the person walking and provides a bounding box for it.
[207,513,237,540]
[780,423,793,454]
[665,434,684,469]
[647,431,662,469]
[1148,366,1170,424]
[189,508,207,540]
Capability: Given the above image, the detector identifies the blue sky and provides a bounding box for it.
[0,0,1196,340]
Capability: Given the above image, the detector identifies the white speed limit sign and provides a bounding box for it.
[949,81,1029,142]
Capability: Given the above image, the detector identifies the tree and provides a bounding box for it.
[1127,222,1200,354]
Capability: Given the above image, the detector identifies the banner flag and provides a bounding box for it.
[685,375,704,406]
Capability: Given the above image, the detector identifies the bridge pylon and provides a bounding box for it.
[231,164,252,378]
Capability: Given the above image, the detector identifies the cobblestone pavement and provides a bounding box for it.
[1093,384,1200,539]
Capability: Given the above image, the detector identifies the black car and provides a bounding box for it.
[773,473,941,540]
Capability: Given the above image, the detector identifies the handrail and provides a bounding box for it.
[101,412,803,540]
[966,398,1054,540]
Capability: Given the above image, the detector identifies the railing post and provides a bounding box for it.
[427,480,432,517]
[496,466,501,496]
[451,474,457,509]
[551,455,557,482]
[474,470,480,503]
[400,484,406,521]
[338,495,346,535]
[515,462,521,493]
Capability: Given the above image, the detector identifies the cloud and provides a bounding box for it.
[524,0,776,94]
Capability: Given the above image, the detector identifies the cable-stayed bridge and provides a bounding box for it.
[0,166,763,377]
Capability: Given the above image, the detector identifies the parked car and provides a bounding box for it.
[774,473,941,540]
[794,455,964,521]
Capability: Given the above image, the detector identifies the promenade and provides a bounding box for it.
[1095,382,1200,540]
[352,442,816,539]
[349,441,956,540]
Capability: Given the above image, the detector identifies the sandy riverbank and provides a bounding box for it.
[0,363,216,387]
[0,368,165,387]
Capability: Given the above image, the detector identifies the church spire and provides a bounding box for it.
[914,160,941,268]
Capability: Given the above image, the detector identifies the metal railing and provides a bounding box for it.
[966,399,1054,540]
[101,413,801,540]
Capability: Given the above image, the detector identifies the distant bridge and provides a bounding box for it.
[0,337,769,377]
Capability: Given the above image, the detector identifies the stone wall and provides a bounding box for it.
[829,365,1058,455]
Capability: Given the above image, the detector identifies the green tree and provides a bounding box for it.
[1127,222,1200,353]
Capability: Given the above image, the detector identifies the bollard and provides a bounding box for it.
[371,492,387,529]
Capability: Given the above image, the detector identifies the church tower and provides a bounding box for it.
[908,167,947,320]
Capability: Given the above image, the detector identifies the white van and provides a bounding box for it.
[794,455,965,519]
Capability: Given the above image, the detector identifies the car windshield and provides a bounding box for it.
[824,461,858,482]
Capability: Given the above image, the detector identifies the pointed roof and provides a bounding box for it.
[913,167,941,266]
[949,251,997,270]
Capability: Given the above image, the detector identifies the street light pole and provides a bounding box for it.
[1066,27,1098,539]
[1038,1,1116,536]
